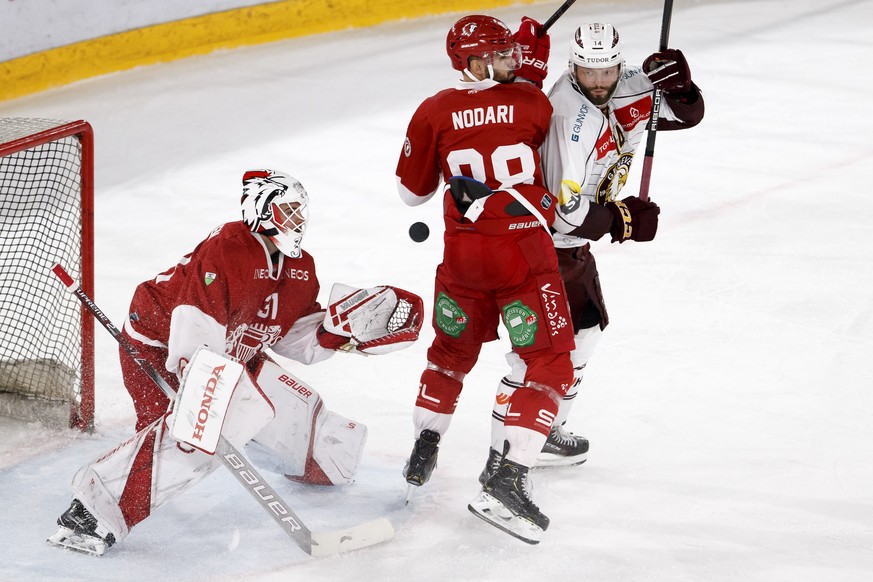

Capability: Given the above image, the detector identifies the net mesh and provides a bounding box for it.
[388,299,412,333]
[0,118,83,425]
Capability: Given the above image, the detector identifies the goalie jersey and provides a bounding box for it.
[123,220,326,378]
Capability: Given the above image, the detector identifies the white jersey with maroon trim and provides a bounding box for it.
[123,220,329,378]
[541,66,682,248]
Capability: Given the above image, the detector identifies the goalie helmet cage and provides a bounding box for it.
[0,118,94,431]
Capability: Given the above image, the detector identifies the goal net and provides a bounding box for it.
[0,118,94,430]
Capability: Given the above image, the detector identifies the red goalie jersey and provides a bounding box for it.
[124,221,323,381]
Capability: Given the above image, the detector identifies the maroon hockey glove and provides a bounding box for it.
[643,49,692,93]
[606,196,660,243]
[513,17,550,88]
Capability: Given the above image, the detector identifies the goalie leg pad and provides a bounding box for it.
[170,346,275,454]
[68,412,223,541]
[252,360,367,485]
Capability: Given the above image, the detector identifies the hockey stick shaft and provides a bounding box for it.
[51,264,393,556]
[638,0,675,201]
[542,0,578,32]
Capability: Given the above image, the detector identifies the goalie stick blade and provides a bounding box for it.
[467,492,544,545]
[308,517,395,557]
[47,526,109,557]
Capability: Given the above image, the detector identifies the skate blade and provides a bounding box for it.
[47,527,107,557]
[467,492,543,545]
[534,452,588,468]
[405,483,418,505]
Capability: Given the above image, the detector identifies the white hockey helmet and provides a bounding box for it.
[570,23,624,70]
[241,169,309,258]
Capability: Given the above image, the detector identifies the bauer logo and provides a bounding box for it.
[223,453,303,531]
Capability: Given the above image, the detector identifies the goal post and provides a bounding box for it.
[0,118,94,430]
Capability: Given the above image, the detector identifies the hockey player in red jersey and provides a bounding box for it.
[396,14,574,544]
[485,22,705,472]
[47,170,423,556]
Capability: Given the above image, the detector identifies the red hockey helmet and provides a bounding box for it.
[446,15,516,72]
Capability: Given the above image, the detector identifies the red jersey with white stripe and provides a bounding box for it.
[396,78,554,225]
[124,220,322,376]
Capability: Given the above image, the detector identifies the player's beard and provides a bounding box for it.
[493,69,516,84]
[581,79,619,106]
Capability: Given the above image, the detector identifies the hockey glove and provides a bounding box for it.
[643,49,692,94]
[513,17,550,88]
[606,196,660,243]
[319,283,424,355]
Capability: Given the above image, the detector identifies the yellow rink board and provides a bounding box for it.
[1,0,543,101]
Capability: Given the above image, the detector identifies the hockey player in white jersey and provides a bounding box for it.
[484,22,704,477]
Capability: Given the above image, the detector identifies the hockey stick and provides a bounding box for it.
[638,0,675,201]
[50,264,394,557]
[542,0,578,32]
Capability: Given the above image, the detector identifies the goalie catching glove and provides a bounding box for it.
[318,283,424,355]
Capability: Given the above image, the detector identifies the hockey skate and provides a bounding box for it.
[403,429,440,501]
[46,499,116,557]
[536,423,589,468]
[403,429,440,503]
[468,459,548,545]
[478,447,503,487]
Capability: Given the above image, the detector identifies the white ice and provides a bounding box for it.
[1,1,872,580]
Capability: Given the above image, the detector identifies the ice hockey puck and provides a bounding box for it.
[409,221,429,243]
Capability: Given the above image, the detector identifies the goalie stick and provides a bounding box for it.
[51,264,394,557]
[638,0,675,201]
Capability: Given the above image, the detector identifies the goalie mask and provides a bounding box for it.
[241,169,309,258]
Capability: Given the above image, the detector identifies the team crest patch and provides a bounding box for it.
[204,272,217,286]
[502,300,538,347]
[435,292,468,337]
